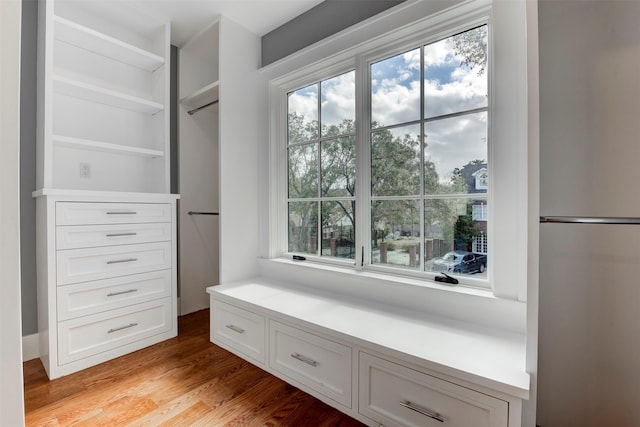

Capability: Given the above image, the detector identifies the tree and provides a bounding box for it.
[448,25,488,76]
[453,204,481,251]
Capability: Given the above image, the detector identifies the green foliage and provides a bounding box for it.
[448,25,488,76]
[453,204,481,251]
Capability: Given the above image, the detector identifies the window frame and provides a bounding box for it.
[266,0,529,300]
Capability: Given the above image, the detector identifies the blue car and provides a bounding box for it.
[432,250,487,274]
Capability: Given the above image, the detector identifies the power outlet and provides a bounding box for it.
[79,163,91,178]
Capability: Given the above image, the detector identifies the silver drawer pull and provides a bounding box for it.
[291,352,319,367]
[400,401,444,423]
[106,232,137,237]
[106,258,138,265]
[106,211,137,215]
[106,289,138,297]
[225,324,245,334]
[107,322,138,333]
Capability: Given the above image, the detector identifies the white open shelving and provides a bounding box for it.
[53,74,164,114]
[37,0,171,194]
[53,15,164,72]
[52,135,164,158]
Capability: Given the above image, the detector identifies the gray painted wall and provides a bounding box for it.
[20,0,38,336]
[262,0,404,67]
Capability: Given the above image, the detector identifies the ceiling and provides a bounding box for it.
[129,0,324,46]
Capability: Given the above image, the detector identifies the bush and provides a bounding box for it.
[385,241,396,251]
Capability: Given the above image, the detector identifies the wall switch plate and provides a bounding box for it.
[79,163,91,178]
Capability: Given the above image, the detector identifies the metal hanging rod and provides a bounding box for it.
[188,211,219,216]
[187,99,219,116]
[540,216,640,225]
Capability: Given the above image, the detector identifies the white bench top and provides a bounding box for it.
[207,277,530,399]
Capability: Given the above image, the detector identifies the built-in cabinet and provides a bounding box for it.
[34,0,177,379]
[208,280,529,427]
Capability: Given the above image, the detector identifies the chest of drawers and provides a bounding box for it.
[35,192,178,379]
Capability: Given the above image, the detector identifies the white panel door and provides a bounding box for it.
[178,101,219,315]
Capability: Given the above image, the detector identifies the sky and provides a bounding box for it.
[288,26,488,185]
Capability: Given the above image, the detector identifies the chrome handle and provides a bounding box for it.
[105,232,137,237]
[291,352,319,367]
[225,324,245,334]
[106,258,138,265]
[107,322,138,333]
[400,401,444,423]
[540,216,640,225]
[106,289,138,297]
[106,211,137,215]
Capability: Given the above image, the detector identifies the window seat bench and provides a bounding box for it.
[207,277,529,427]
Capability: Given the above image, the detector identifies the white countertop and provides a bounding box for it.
[207,277,530,399]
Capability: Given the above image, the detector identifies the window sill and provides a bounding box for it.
[257,257,526,334]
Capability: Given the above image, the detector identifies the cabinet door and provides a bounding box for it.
[270,321,351,408]
[58,298,172,365]
[359,352,508,427]
[56,241,172,285]
[56,202,171,225]
[57,270,172,320]
[211,299,265,364]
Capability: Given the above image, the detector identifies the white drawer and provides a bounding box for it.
[57,270,172,321]
[56,241,172,285]
[56,202,171,225]
[359,353,508,427]
[269,320,351,408]
[58,298,173,365]
[211,299,265,364]
[56,223,172,250]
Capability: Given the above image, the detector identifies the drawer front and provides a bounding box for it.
[57,270,172,321]
[56,241,172,285]
[359,353,508,427]
[58,298,173,365]
[269,321,351,407]
[56,202,171,225]
[211,299,265,364]
[56,223,172,250]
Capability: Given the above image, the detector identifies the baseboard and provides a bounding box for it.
[22,333,40,362]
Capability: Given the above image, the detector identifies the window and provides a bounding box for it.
[270,0,529,298]
[287,71,356,260]
[370,26,488,275]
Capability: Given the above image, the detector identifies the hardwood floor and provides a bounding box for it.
[23,309,364,426]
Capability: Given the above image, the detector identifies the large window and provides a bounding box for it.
[274,0,529,299]
[285,25,490,284]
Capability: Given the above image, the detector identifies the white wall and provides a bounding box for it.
[218,17,261,283]
[0,0,26,424]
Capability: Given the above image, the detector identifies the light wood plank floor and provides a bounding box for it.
[24,309,364,426]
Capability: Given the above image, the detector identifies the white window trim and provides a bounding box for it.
[262,0,528,306]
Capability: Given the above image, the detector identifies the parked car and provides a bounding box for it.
[432,250,487,274]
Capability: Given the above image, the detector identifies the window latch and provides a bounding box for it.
[435,273,458,285]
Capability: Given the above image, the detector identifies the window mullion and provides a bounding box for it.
[355,54,369,271]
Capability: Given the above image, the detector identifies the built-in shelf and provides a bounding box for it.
[53,74,164,114]
[53,135,165,158]
[180,81,219,110]
[54,15,164,72]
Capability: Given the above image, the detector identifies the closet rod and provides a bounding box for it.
[187,99,219,116]
[188,211,219,216]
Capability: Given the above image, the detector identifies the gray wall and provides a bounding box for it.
[20,0,38,336]
[262,0,404,67]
